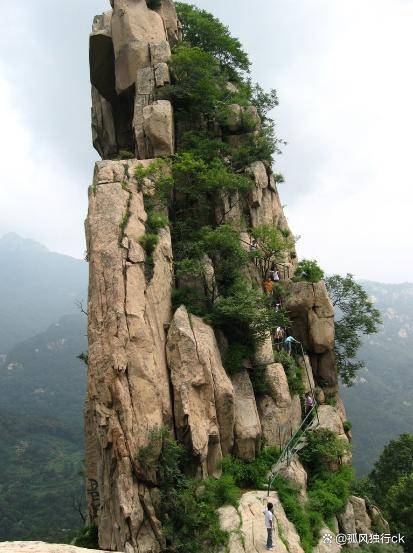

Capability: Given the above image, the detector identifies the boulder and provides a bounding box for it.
[0,545,121,553]
[368,505,390,533]
[111,0,166,93]
[337,501,358,547]
[284,282,334,354]
[143,100,175,157]
[317,405,347,437]
[314,526,342,553]
[219,491,304,553]
[166,306,235,476]
[153,0,181,47]
[91,86,118,159]
[278,458,308,502]
[90,11,117,102]
[257,363,302,447]
[350,496,372,535]
[231,370,261,460]
[85,159,174,552]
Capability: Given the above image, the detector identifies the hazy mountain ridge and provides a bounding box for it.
[341,280,413,476]
[0,233,87,353]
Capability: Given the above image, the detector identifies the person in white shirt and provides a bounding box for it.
[263,502,274,549]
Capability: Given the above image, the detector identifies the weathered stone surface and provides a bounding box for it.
[317,405,347,437]
[337,501,358,547]
[278,458,308,502]
[91,86,118,159]
[85,159,174,552]
[231,370,261,460]
[285,282,334,354]
[90,11,116,102]
[257,363,301,447]
[143,100,175,157]
[111,0,166,93]
[154,0,181,47]
[368,505,390,533]
[350,496,372,535]
[0,544,121,553]
[314,527,342,553]
[166,305,235,476]
[219,491,304,553]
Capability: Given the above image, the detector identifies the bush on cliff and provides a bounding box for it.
[293,259,325,283]
[138,428,235,553]
[175,2,250,80]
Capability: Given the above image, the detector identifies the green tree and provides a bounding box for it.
[175,2,250,80]
[386,473,413,553]
[293,259,324,283]
[250,224,295,280]
[369,433,413,505]
[160,45,225,117]
[325,274,382,385]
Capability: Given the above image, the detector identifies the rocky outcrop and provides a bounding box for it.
[219,491,304,553]
[284,282,338,393]
[166,306,235,476]
[277,458,308,503]
[0,545,121,553]
[90,1,177,159]
[257,363,301,447]
[313,527,342,553]
[350,496,372,535]
[85,3,366,553]
[231,370,262,461]
[85,159,174,552]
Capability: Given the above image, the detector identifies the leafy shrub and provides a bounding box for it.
[307,465,353,521]
[159,45,225,117]
[172,286,210,317]
[249,366,270,396]
[138,428,233,553]
[139,232,159,256]
[272,475,319,553]
[203,474,240,508]
[249,224,296,281]
[223,342,254,375]
[71,524,99,549]
[343,420,352,433]
[147,211,168,232]
[221,446,280,489]
[274,350,305,396]
[175,2,250,80]
[300,428,351,475]
[293,259,325,283]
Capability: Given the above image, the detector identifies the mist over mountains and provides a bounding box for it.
[0,232,87,354]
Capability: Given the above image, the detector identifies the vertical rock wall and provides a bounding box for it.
[86,1,352,551]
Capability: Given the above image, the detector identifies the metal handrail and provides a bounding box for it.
[267,403,318,495]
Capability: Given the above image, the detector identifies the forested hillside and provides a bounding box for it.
[0,314,87,542]
[0,233,87,354]
[341,281,413,475]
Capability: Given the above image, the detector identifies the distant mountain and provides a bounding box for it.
[0,314,87,541]
[0,233,87,354]
[341,281,413,476]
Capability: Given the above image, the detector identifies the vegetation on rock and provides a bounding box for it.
[326,274,382,385]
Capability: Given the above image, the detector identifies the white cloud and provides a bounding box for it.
[0,0,412,281]
[0,71,88,258]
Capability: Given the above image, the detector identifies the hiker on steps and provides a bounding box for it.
[263,502,274,550]
[284,335,299,355]
[305,393,315,416]
[263,278,274,295]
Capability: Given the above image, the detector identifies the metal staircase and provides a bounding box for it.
[267,343,320,495]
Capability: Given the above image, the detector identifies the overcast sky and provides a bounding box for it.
[0,0,412,282]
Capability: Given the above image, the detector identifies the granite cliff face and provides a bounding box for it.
[84,2,379,552]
